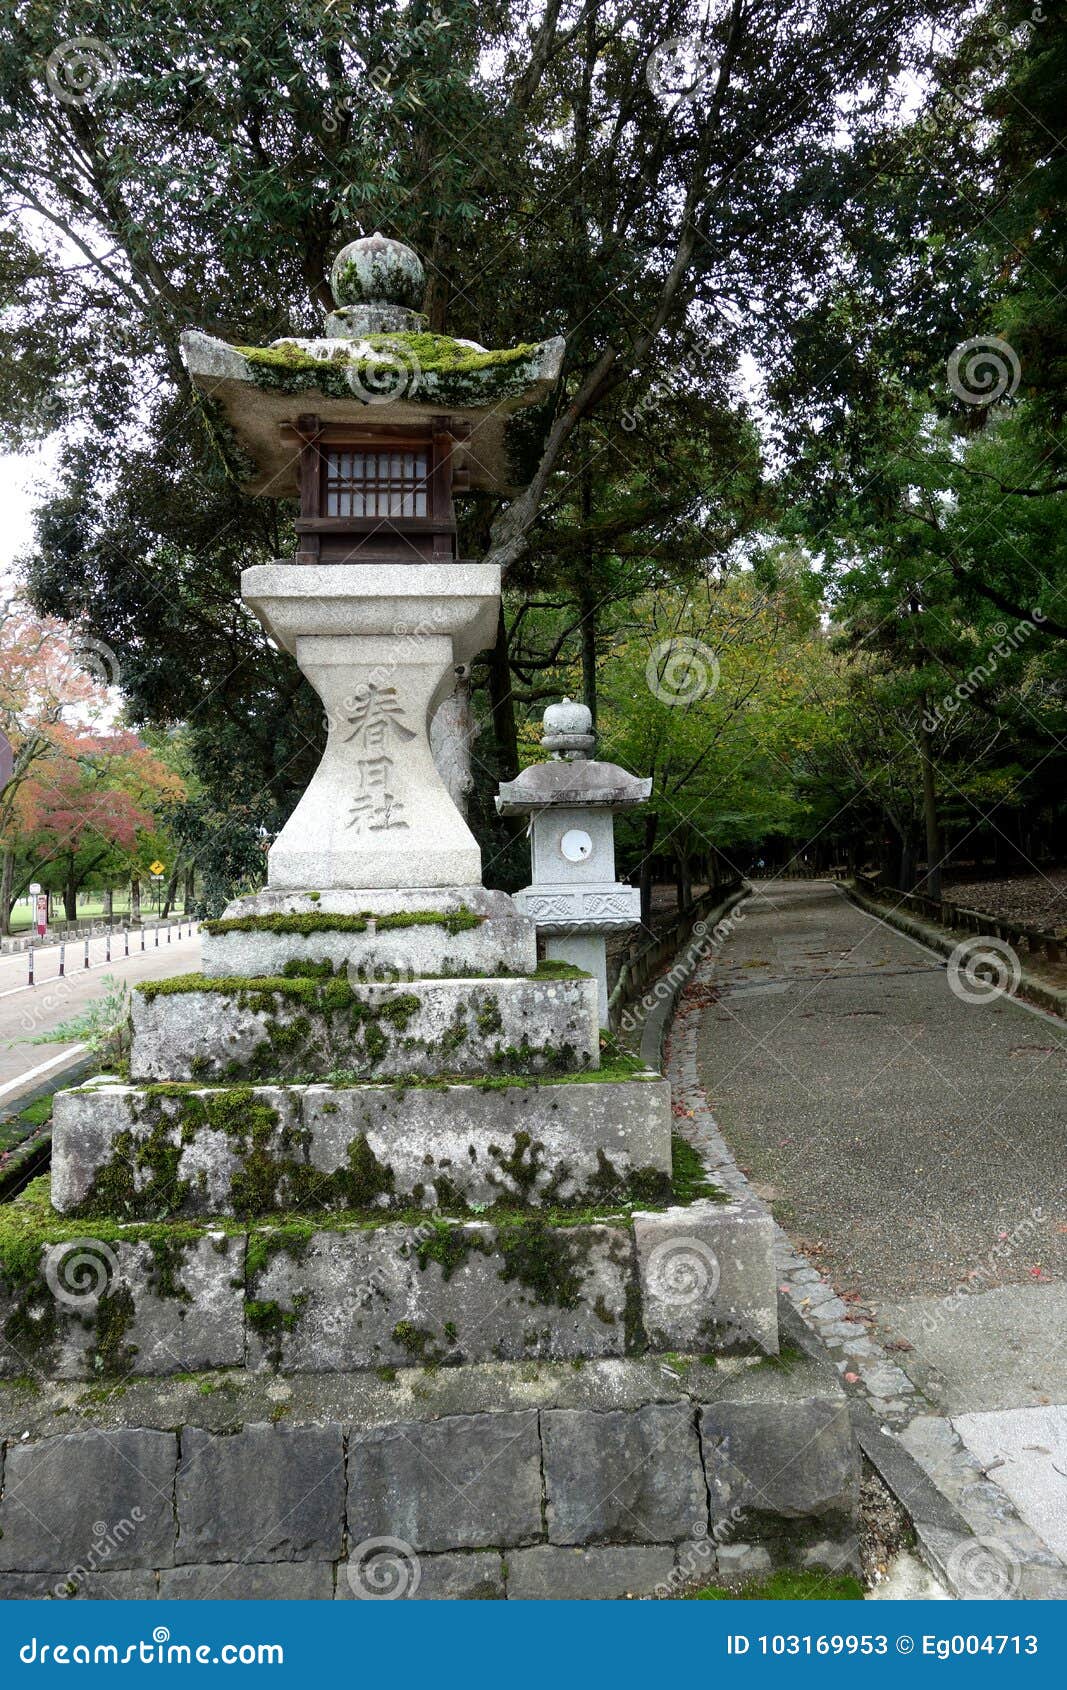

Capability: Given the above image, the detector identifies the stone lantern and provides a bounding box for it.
[180,231,564,891]
[496,699,651,1020]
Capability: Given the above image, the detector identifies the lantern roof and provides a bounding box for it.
[496,698,651,814]
[180,232,564,498]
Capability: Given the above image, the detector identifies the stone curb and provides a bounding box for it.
[634,886,751,1073]
[664,895,1064,1600]
[845,884,1067,1022]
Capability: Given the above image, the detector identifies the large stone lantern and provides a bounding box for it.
[181,231,564,890]
[496,698,651,1019]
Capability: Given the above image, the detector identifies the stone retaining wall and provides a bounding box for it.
[0,1355,859,1600]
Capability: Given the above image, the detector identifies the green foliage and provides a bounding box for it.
[32,975,132,1068]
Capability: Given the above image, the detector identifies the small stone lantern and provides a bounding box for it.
[496,700,651,1021]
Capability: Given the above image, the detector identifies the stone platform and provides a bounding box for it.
[0,1186,777,1378]
[0,1351,858,1599]
[51,1074,672,1216]
[130,969,599,1083]
[201,887,536,978]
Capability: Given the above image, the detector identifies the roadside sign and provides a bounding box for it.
[148,860,166,876]
[35,892,47,938]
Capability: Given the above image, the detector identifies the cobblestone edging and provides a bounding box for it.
[664,891,1067,1600]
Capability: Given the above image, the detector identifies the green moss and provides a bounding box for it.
[392,1320,444,1364]
[497,1217,582,1309]
[415,1222,490,1283]
[92,1283,138,1375]
[688,1570,865,1601]
[202,909,482,938]
[476,995,504,1037]
[232,334,543,409]
[671,1136,729,1205]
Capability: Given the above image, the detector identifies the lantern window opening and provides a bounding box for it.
[324,448,430,519]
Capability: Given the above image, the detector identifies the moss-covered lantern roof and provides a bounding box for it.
[180,233,565,497]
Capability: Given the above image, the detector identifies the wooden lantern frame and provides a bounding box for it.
[283,413,471,565]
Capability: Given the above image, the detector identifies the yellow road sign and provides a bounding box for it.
[148,860,166,876]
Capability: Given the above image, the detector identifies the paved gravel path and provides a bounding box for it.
[694,881,1067,1302]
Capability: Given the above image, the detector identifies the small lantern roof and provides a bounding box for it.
[180,231,564,498]
[496,698,651,814]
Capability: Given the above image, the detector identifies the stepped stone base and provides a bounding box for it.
[203,886,536,979]
[51,1076,672,1216]
[130,972,600,1083]
[0,1195,776,1379]
[0,1353,859,1598]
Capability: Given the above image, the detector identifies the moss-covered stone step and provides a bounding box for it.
[201,886,536,980]
[130,970,599,1083]
[51,1074,671,1218]
[0,1182,777,1379]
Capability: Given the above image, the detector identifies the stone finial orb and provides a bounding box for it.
[330,232,425,310]
[542,696,595,761]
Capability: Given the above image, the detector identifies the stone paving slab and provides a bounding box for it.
[953,1405,1067,1564]
[876,1283,1067,1415]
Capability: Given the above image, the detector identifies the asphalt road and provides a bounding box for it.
[0,926,202,1101]
[696,880,1067,1303]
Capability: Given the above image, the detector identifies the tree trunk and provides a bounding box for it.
[64,866,77,922]
[918,706,943,901]
[486,604,519,780]
[102,887,113,920]
[639,812,659,928]
[184,865,195,913]
[162,862,181,919]
[578,466,598,728]
[430,679,477,819]
[0,846,13,937]
[131,877,141,923]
